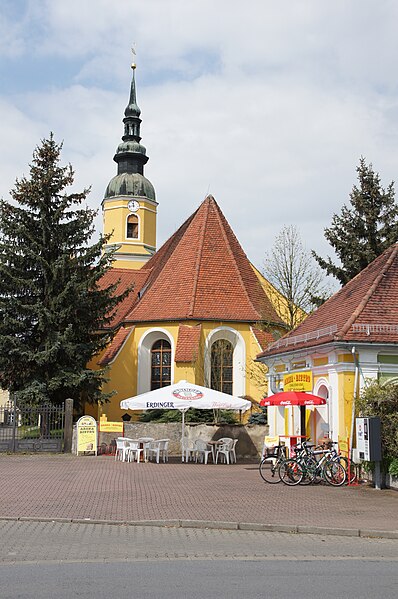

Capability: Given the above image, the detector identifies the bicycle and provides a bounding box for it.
[279,440,346,486]
[300,442,347,486]
[320,441,358,484]
[324,441,358,484]
[259,444,288,484]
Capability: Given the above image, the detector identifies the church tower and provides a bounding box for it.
[102,62,157,269]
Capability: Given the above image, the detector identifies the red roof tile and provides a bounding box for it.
[99,268,150,327]
[251,327,275,351]
[98,325,134,365]
[259,243,398,357]
[175,324,202,362]
[126,196,282,323]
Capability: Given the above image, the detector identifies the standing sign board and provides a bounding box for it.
[76,415,97,455]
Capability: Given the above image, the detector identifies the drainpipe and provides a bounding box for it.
[269,374,279,394]
[350,346,359,455]
[266,374,278,437]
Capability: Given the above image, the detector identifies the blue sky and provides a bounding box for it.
[1,0,398,277]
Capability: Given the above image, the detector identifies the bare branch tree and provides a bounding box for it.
[263,225,330,330]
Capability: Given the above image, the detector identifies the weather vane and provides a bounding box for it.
[131,44,137,70]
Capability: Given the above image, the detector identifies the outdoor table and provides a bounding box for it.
[138,437,154,462]
[207,440,224,463]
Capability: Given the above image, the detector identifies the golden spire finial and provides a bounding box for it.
[131,44,137,70]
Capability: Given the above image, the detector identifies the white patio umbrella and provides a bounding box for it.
[120,380,251,459]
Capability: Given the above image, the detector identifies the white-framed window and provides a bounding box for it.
[211,339,233,395]
[204,327,245,397]
[150,339,172,390]
[137,329,174,394]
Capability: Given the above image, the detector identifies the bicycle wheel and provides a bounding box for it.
[259,458,281,484]
[299,458,318,485]
[338,456,357,484]
[323,460,346,486]
[279,459,303,486]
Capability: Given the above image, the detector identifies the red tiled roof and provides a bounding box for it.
[125,196,282,323]
[175,324,202,362]
[258,243,398,358]
[99,268,150,327]
[98,325,134,365]
[251,327,275,351]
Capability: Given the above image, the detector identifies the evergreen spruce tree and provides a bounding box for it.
[0,135,129,408]
[313,157,398,285]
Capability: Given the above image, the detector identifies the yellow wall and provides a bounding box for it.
[338,370,355,442]
[251,264,306,327]
[91,320,269,422]
[338,354,355,363]
[102,196,157,269]
[313,357,328,367]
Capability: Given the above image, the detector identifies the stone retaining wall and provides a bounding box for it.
[98,423,268,459]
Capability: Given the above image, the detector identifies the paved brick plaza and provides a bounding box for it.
[0,454,396,532]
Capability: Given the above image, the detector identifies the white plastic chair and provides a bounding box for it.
[126,440,144,463]
[181,438,196,462]
[229,438,238,463]
[138,437,154,462]
[115,438,128,462]
[194,439,213,464]
[215,438,233,464]
[148,439,169,463]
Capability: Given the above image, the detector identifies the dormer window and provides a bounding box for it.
[126,214,139,239]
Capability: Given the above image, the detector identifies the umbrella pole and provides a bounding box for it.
[181,409,187,462]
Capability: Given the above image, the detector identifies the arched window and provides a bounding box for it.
[151,339,171,390]
[126,214,139,239]
[211,339,233,395]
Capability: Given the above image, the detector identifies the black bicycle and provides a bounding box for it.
[259,444,288,484]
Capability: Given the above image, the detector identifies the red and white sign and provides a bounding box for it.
[173,388,203,400]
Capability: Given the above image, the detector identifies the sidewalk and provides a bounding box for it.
[0,454,397,538]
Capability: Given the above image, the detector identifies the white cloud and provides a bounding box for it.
[1,0,398,277]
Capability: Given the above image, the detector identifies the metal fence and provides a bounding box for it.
[0,400,65,452]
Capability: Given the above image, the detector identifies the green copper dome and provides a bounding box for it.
[104,172,156,200]
[116,140,147,155]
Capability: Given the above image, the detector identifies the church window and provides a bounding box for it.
[151,339,171,390]
[127,214,139,239]
[211,339,233,395]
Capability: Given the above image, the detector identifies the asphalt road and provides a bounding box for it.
[1,520,397,598]
[1,560,397,599]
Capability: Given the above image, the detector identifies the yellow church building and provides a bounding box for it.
[89,64,290,422]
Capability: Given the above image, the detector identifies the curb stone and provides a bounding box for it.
[359,529,398,539]
[297,526,359,537]
[180,520,238,530]
[126,520,181,527]
[239,523,298,533]
[1,517,397,539]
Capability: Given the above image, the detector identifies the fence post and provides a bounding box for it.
[63,398,74,453]
[11,392,17,453]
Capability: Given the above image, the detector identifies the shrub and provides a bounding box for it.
[389,458,398,478]
[357,381,398,472]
